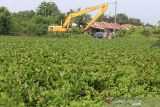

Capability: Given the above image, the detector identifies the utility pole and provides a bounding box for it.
[114,1,117,24]
[114,1,117,38]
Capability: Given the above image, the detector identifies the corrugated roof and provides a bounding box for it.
[92,22,133,30]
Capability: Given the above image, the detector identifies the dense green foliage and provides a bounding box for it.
[117,27,160,37]
[141,28,153,37]
[67,8,91,28]
[37,1,60,17]
[0,1,160,106]
[0,2,66,36]
[0,7,11,35]
[98,13,143,26]
[129,18,142,26]
[153,27,160,34]
[0,1,91,36]
[116,13,129,25]
[0,1,159,37]
[0,35,160,106]
[11,15,46,36]
[117,29,133,37]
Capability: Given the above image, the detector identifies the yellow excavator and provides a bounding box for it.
[48,2,108,32]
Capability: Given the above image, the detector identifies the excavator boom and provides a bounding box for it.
[83,4,108,32]
[48,2,108,32]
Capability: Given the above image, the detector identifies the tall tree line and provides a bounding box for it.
[0,1,66,36]
[97,13,144,26]
[0,1,158,36]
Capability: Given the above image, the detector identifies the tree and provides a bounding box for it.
[12,10,35,20]
[106,16,115,23]
[116,13,128,24]
[0,7,10,16]
[29,16,49,35]
[66,8,91,28]
[32,15,49,24]
[95,13,143,26]
[0,7,11,35]
[37,1,60,17]
[99,13,129,24]
[74,14,91,28]
[66,9,75,16]
[11,10,35,36]
[97,14,108,22]
[128,18,142,26]
[36,1,65,25]
[145,23,154,28]
[96,13,134,25]
[54,13,66,25]
[158,21,160,26]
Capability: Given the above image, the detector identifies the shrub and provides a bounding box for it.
[117,29,130,37]
[34,24,48,36]
[153,40,160,47]
[132,27,144,34]
[47,32,71,38]
[153,27,160,34]
[117,28,137,37]
[71,27,83,35]
[0,13,11,35]
[141,28,153,37]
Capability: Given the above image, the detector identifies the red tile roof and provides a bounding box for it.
[92,22,133,30]
[92,22,107,30]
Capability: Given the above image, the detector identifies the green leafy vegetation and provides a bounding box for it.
[141,28,153,37]
[153,27,160,34]
[0,1,155,37]
[0,1,160,106]
[98,13,143,26]
[117,29,133,37]
[0,35,160,106]
[0,7,11,35]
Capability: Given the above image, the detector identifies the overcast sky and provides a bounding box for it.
[0,0,159,25]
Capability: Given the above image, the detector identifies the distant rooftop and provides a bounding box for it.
[92,22,133,30]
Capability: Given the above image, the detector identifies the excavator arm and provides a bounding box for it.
[48,2,108,32]
[83,4,108,32]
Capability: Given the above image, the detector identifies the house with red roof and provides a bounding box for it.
[90,22,133,38]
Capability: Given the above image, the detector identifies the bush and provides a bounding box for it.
[117,28,138,37]
[71,27,83,35]
[130,27,144,34]
[141,28,153,37]
[34,24,48,36]
[10,17,48,36]
[47,32,71,38]
[0,12,11,35]
[117,30,126,37]
[153,40,160,47]
[117,29,133,37]
[153,27,160,34]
